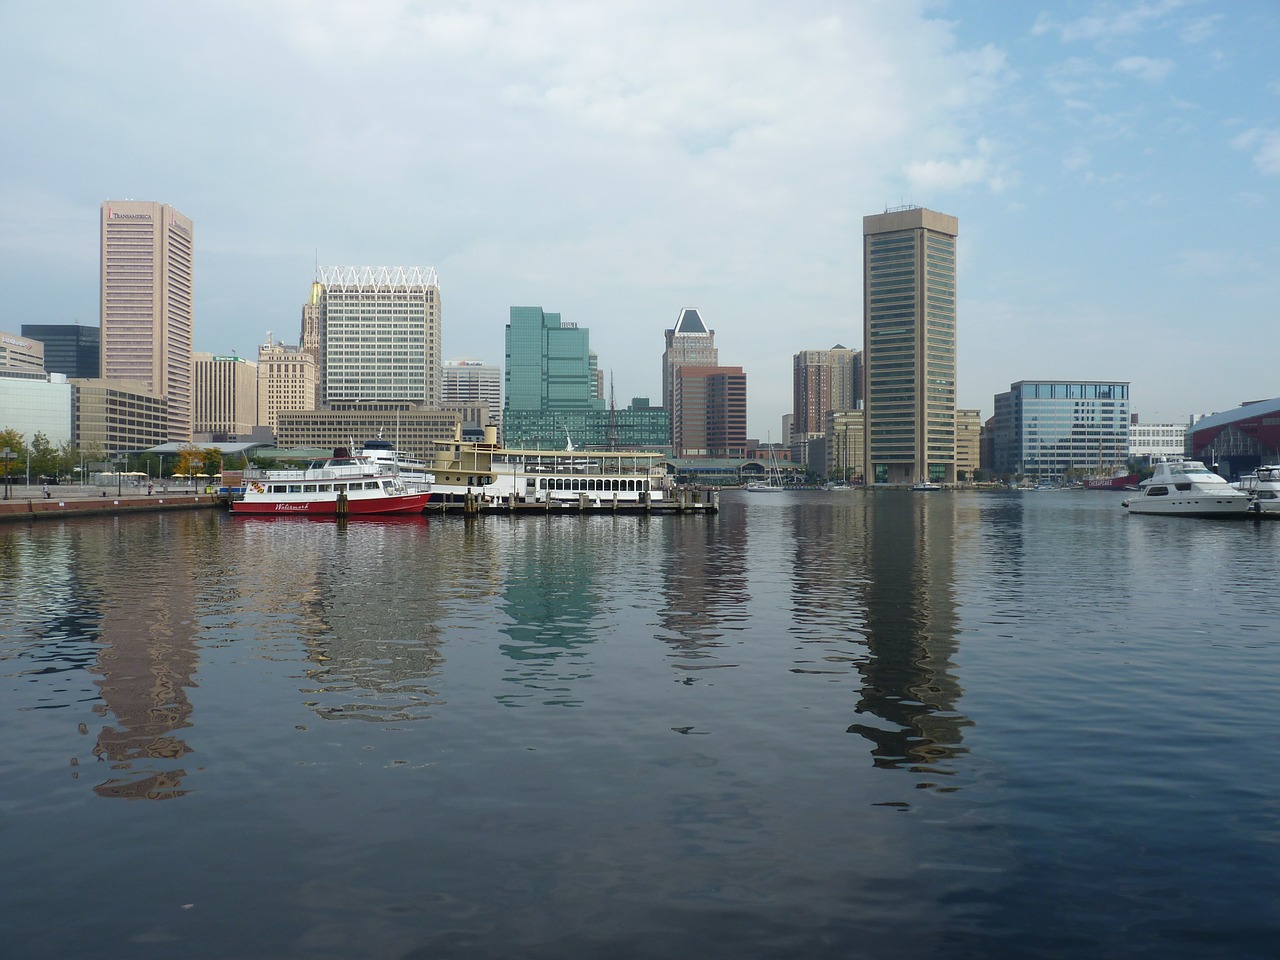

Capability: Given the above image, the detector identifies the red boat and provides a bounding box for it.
[1083,470,1140,490]
[231,449,432,517]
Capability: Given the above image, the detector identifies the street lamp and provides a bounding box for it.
[1,446,13,500]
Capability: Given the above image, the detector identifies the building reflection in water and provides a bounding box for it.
[846,493,971,781]
[235,518,452,724]
[84,514,206,800]
[653,514,750,679]
[496,519,618,707]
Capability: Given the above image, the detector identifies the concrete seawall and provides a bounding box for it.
[0,491,221,523]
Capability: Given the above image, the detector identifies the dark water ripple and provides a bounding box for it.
[2,494,1279,958]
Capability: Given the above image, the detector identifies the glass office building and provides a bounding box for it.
[992,381,1131,479]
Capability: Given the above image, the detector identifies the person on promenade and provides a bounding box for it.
[43,483,50,499]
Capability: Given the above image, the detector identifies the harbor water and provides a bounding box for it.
[2,490,1278,958]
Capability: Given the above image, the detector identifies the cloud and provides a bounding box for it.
[1032,0,1190,44]
[1231,128,1280,176]
[1114,55,1174,82]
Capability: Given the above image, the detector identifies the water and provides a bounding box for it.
[2,490,1278,959]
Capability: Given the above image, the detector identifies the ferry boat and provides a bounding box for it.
[425,426,669,505]
[232,448,433,517]
[1233,464,1280,516]
[1121,459,1252,517]
[359,435,435,491]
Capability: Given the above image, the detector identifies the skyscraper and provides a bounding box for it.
[316,266,441,408]
[793,345,861,459]
[662,308,717,441]
[21,324,100,379]
[862,206,957,484]
[193,352,257,438]
[299,281,323,409]
[257,337,317,433]
[443,358,502,431]
[672,365,747,459]
[100,200,194,443]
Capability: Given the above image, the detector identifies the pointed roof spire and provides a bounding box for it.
[674,308,707,334]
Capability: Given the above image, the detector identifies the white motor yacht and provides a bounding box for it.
[1122,459,1252,517]
[1232,464,1280,516]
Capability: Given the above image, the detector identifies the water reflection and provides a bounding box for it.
[83,515,207,799]
[847,493,970,781]
[496,518,625,707]
[654,513,749,676]
[235,517,448,723]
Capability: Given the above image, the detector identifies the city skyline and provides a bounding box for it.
[3,3,1278,438]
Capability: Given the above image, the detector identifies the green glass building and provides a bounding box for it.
[503,307,668,449]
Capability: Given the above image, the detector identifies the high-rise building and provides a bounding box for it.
[825,409,865,483]
[299,282,323,408]
[991,381,1130,479]
[504,306,600,446]
[672,365,747,459]
[448,358,501,437]
[443,359,502,418]
[316,266,441,408]
[793,345,861,466]
[193,352,257,438]
[862,206,957,484]
[256,337,317,433]
[663,308,717,441]
[0,330,45,375]
[954,408,982,480]
[21,324,100,378]
[100,200,194,443]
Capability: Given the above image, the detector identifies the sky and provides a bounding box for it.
[2,0,1278,437]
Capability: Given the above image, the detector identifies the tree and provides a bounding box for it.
[203,447,224,478]
[174,443,203,481]
[30,433,59,482]
[0,428,27,486]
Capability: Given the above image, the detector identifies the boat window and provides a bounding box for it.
[1147,486,1169,497]
[317,484,331,492]
[270,485,287,494]
[288,484,303,493]
[366,481,380,490]
[1174,482,1192,491]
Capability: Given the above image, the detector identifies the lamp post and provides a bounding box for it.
[117,459,123,497]
[1,446,13,500]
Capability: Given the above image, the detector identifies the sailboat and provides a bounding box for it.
[745,438,786,492]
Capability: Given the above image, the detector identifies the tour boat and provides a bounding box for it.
[1121,459,1252,517]
[425,426,669,505]
[359,435,435,491]
[911,479,943,491]
[1233,464,1280,516]
[232,448,433,517]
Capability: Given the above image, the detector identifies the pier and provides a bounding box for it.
[428,487,718,516]
[0,486,220,523]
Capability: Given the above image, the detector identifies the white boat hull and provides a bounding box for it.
[1123,495,1252,516]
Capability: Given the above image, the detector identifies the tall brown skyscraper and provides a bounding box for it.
[862,206,957,484]
[662,308,717,442]
[100,200,194,442]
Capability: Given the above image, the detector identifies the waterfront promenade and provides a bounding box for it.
[0,482,219,523]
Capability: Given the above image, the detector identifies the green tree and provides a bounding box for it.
[0,428,27,486]
[30,433,59,482]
